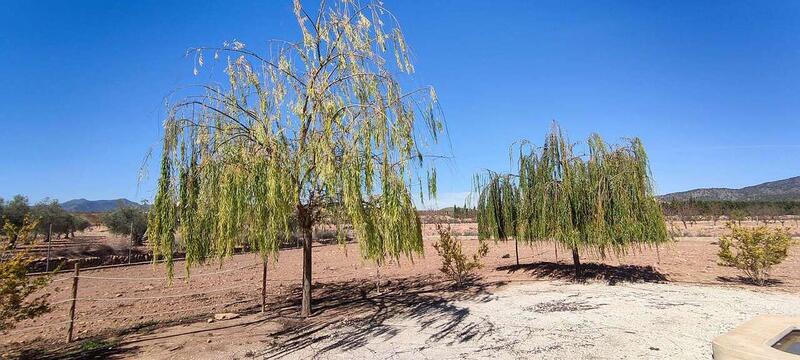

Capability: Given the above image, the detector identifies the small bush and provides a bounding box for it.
[432,224,488,287]
[718,222,794,285]
[1,216,51,330]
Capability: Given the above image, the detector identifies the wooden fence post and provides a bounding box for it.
[45,223,53,272]
[66,263,79,343]
[261,260,267,313]
[128,221,134,264]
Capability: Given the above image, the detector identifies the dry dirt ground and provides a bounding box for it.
[2,220,800,359]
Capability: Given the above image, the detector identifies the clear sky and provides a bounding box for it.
[1,0,798,208]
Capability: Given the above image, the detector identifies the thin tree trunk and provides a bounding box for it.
[572,247,581,279]
[261,259,268,313]
[301,225,313,317]
[514,238,519,266]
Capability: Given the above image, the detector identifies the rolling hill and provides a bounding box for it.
[60,198,142,212]
[660,176,800,202]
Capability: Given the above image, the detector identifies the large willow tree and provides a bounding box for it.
[148,0,443,317]
[476,123,669,277]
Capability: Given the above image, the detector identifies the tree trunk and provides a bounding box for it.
[301,225,313,317]
[514,238,519,266]
[572,247,581,279]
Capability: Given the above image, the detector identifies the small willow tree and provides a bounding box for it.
[148,0,443,316]
[476,123,669,277]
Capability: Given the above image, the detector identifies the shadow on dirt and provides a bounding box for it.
[716,275,784,287]
[4,338,136,360]
[258,276,496,359]
[497,261,668,285]
[3,276,495,359]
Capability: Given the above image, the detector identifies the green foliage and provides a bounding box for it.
[147,0,442,314]
[71,216,91,234]
[30,199,89,238]
[662,199,800,219]
[79,339,118,352]
[476,175,517,240]
[102,205,148,244]
[432,224,488,287]
[476,123,670,268]
[1,195,30,234]
[1,217,51,330]
[149,0,440,268]
[0,196,90,241]
[718,222,794,285]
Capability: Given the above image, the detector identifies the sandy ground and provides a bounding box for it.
[2,220,799,359]
[253,281,800,359]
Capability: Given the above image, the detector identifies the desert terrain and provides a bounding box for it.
[2,219,799,359]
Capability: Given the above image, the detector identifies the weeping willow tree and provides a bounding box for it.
[148,0,443,317]
[475,174,519,264]
[476,123,669,277]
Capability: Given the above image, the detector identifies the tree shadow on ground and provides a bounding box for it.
[716,275,784,287]
[3,276,494,359]
[497,262,668,285]
[3,339,137,360]
[258,276,496,359]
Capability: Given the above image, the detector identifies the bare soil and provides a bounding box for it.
[2,220,799,359]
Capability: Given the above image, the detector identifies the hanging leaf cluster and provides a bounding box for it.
[148,0,444,276]
[476,123,670,257]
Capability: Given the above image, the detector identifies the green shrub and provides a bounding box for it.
[1,216,51,330]
[718,222,794,285]
[432,224,488,287]
[102,205,147,245]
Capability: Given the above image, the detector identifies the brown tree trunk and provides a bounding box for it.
[301,225,313,317]
[514,238,519,266]
[572,247,581,280]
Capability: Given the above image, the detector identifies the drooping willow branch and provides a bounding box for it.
[148,0,445,278]
[475,123,670,262]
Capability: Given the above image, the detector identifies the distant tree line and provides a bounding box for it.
[661,199,800,225]
[0,195,90,247]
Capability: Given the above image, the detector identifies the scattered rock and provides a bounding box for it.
[207,318,214,323]
[115,293,123,298]
[214,313,240,321]
[501,254,511,259]
[206,339,212,343]
[649,346,660,351]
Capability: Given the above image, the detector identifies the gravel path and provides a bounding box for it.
[285,281,800,359]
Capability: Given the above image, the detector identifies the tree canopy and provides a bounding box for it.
[0,196,89,242]
[476,123,670,276]
[148,0,443,316]
[30,199,90,239]
[102,205,148,245]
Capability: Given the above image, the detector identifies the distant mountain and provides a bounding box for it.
[660,176,800,202]
[60,198,143,213]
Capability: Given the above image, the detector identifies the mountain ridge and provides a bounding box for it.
[660,176,800,201]
[60,198,143,212]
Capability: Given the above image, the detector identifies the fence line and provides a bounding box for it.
[76,283,255,302]
[26,257,190,277]
[99,296,259,320]
[77,262,262,281]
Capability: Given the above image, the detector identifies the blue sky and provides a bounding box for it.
[1,0,798,208]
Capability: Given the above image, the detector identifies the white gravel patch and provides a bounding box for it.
[286,281,800,359]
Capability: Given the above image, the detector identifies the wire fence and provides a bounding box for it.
[7,253,410,344]
[6,259,272,343]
